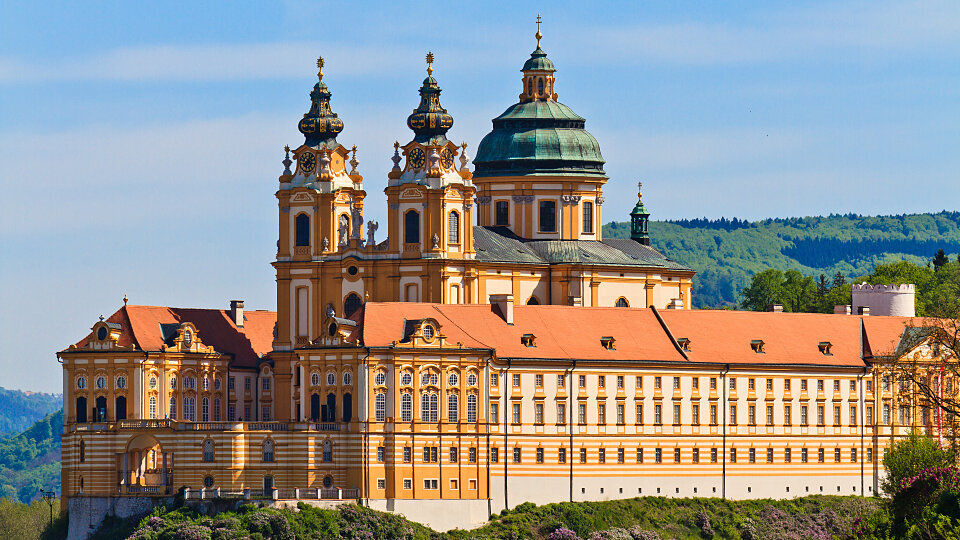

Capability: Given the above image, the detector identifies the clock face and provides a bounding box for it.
[440,148,455,170]
[300,151,316,174]
[409,147,425,169]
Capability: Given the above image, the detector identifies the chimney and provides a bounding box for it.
[834,305,851,315]
[666,298,684,310]
[489,294,514,325]
[857,306,870,316]
[767,304,783,313]
[230,300,245,327]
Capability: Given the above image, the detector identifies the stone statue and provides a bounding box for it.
[366,220,379,247]
[432,233,440,249]
[322,236,330,252]
[325,304,335,318]
[338,214,349,247]
[351,207,364,240]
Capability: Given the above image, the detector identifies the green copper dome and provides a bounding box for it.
[473,47,605,178]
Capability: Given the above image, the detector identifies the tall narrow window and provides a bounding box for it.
[404,210,420,244]
[448,211,460,244]
[467,395,477,422]
[539,200,557,233]
[149,396,157,419]
[582,201,594,233]
[375,393,386,422]
[401,394,412,422]
[203,439,214,462]
[263,440,274,462]
[202,397,209,421]
[495,201,510,225]
[76,396,87,423]
[448,394,459,422]
[214,398,221,421]
[295,213,310,247]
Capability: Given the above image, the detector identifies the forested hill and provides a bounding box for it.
[0,409,61,502]
[0,387,61,436]
[603,211,960,308]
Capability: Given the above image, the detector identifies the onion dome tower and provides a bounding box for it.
[385,53,475,260]
[630,182,650,245]
[298,59,344,149]
[472,18,606,240]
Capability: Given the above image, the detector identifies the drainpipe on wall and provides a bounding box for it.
[721,364,730,499]
[569,360,576,502]
[504,358,511,510]
[860,367,866,497]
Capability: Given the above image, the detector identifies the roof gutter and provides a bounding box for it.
[651,306,689,360]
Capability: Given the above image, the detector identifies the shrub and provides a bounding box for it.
[548,527,580,540]
[882,433,956,496]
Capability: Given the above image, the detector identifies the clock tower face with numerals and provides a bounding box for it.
[409,148,425,169]
[440,148,454,170]
[299,151,316,174]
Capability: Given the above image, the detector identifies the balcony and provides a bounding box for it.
[69,420,347,433]
[182,486,359,501]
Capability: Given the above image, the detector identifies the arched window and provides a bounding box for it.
[582,201,594,233]
[467,395,478,422]
[538,77,544,95]
[322,440,332,462]
[421,392,438,422]
[75,396,87,423]
[263,440,274,462]
[201,397,209,422]
[149,396,157,419]
[527,78,533,96]
[375,393,386,422]
[295,213,310,247]
[448,394,459,422]
[185,396,196,421]
[214,398,221,421]
[404,210,420,245]
[310,393,320,421]
[448,211,460,244]
[115,396,127,421]
[326,393,336,422]
[342,393,353,422]
[79,440,85,462]
[616,297,630,308]
[203,439,214,462]
[169,396,177,420]
[344,293,362,318]
[527,296,540,305]
[401,394,412,422]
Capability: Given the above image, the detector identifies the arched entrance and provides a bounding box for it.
[120,434,170,493]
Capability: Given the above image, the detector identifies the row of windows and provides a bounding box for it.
[374,370,480,388]
[376,445,480,464]
[487,445,874,465]
[492,199,595,234]
[75,375,127,390]
[375,393,479,423]
[489,401,871,427]
[142,375,225,391]
[491,373,872,393]
[309,372,353,387]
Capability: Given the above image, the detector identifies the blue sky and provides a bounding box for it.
[1,1,959,392]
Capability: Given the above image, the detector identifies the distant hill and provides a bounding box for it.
[0,387,61,436]
[0,409,61,502]
[604,211,960,308]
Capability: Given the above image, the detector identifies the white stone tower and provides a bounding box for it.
[852,283,916,317]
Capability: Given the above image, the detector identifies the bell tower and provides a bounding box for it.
[385,53,475,262]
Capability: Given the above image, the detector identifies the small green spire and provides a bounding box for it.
[630,181,650,245]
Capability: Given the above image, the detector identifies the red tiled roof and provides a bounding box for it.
[70,305,276,369]
[861,316,916,358]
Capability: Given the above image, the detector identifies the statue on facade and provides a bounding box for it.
[338,214,349,247]
[351,207,364,240]
[366,220,379,247]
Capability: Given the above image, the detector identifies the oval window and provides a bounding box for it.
[77,376,87,390]
[116,375,127,389]
[343,373,352,386]
[347,266,358,276]
[402,372,413,386]
[96,327,108,340]
[326,373,336,386]
[448,373,459,387]
[204,476,214,488]
[95,376,106,389]
[422,325,435,340]
[468,373,478,387]
[375,372,386,386]
[149,376,158,389]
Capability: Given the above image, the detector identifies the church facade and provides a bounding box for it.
[60,32,933,533]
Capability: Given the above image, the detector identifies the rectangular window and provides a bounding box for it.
[801,405,808,425]
[513,447,522,463]
[558,374,566,388]
[673,376,681,389]
[617,403,625,424]
[536,448,544,463]
[535,403,544,424]
[245,377,251,390]
[490,403,499,424]
[711,448,718,463]
[850,380,856,392]
[512,373,521,387]
[598,375,606,388]
[818,405,825,425]
[579,375,586,388]
[580,448,587,463]
[491,373,498,388]
[766,447,774,463]
[785,448,792,463]
[749,448,756,463]
[785,379,791,391]
[674,448,681,463]
[377,478,385,490]
[539,200,557,232]
[834,406,841,426]
[495,201,509,226]
[654,376,662,389]
[710,404,718,425]
[262,378,271,391]
[636,376,643,389]
[866,380,873,392]
[851,448,857,462]
[617,448,625,463]
[883,375,890,390]
[817,379,824,391]
[850,405,857,425]
[617,375,624,389]
[730,448,737,463]
[559,447,566,463]
[228,404,236,422]
[636,448,644,463]
[228,377,235,391]
[491,447,499,463]
[748,378,755,390]
[582,201,594,233]
[403,478,412,490]
[692,448,699,463]
[655,448,663,463]
[883,404,890,424]
[867,448,873,463]
[730,378,736,390]
[866,405,873,423]
[654,404,662,424]
[599,448,606,463]
[801,379,808,391]
[262,406,271,421]
[535,374,543,388]
[818,448,825,463]
[835,448,841,463]
[730,404,737,425]
[710,377,717,390]
[766,405,774,425]
[636,403,643,424]
[403,447,411,463]
[377,446,385,462]
[512,403,521,424]
[578,403,586,424]
[802,448,809,463]
[469,447,477,463]
[450,447,458,463]
[692,404,700,425]
[834,380,840,392]
[673,404,681,425]
[423,479,438,490]
[557,402,566,423]
[784,405,791,424]
[748,405,756,425]
[598,403,606,424]
[766,378,773,391]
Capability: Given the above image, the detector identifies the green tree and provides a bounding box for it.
[934,249,950,271]
[740,269,785,311]
[881,433,956,496]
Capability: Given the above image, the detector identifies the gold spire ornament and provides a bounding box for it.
[426,52,434,76]
[637,181,643,201]
[536,14,543,47]
[316,56,324,81]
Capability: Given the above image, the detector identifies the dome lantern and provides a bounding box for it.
[406,52,454,146]
[630,181,651,245]
[298,57,344,148]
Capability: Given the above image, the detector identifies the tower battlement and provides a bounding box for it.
[852,282,916,317]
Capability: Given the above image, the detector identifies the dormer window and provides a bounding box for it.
[182,328,193,348]
[751,340,765,354]
[97,326,108,340]
[818,342,833,355]
[521,334,536,347]
[677,338,691,351]
[601,336,616,350]
[422,324,435,341]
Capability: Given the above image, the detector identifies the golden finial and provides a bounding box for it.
[637,181,643,200]
[316,56,324,81]
[394,140,400,150]
[536,14,543,47]
[284,144,290,154]
[123,294,128,306]
[426,51,434,76]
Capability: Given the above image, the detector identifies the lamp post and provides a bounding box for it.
[38,488,56,530]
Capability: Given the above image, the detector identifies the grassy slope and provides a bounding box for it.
[604,211,960,308]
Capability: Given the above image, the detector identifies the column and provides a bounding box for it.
[122,453,129,486]
[300,364,307,421]
[162,452,168,487]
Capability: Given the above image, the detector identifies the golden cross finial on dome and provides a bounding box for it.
[426,51,434,76]
[536,14,543,47]
[316,56,324,80]
[637,181,644,199]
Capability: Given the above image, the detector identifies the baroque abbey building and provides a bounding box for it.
[60,31,933,534]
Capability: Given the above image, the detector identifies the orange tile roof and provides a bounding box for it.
[70,305,276,368]
[861,316,917,359]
